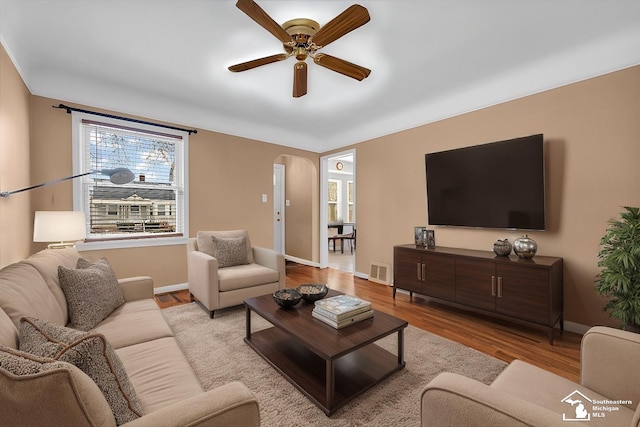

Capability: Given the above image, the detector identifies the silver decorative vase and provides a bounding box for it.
[513,235,537,259]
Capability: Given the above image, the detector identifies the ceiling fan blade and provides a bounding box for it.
[228,53,289,72]
[310,4,370,48]
[313,53,371,81]
[235,0,292,44]
[293,61,308,98]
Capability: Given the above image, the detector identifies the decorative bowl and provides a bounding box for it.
[273,289,302,308]
[297,284,329,303]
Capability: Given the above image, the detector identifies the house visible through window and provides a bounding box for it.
[72,113,188,246]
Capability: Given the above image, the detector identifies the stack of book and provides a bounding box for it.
[312,295,373,329]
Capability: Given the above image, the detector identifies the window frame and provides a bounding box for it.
[72,112,189,251]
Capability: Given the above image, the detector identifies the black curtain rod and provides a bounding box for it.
[53,104,198,135]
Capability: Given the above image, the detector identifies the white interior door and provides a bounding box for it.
[273,164,285,253]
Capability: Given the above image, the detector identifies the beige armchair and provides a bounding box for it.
[187,230,285,318]
[421,326,640,426]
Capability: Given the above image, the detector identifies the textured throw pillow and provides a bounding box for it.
[0,344,59,374]
[211,235,249,268]
[0,345,116,427]
[19,317,144,425]
[58,257,125,331]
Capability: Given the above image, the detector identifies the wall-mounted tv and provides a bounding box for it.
[425,134,545,230]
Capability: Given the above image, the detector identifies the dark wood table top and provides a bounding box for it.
[244,289,408,360]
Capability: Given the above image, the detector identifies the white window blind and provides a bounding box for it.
[73,114,188,244]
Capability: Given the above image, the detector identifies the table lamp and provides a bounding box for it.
[33,211,87,248]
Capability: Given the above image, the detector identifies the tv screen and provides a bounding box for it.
[425,134,545,230]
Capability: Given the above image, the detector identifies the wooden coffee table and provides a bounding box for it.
[244,289,407,415]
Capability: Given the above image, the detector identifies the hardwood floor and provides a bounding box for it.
[155,262,581,383]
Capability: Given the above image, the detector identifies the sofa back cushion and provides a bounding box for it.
[22,247,80,321]
[0,308,18,348]
[0,261,66,329]
[196,230,255,264]
[0,345,116,427]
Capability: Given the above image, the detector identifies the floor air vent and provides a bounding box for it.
[368,262,391,285]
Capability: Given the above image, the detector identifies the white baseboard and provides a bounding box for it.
[354,271,368,280]
[154,282,188,295]
[285,255,320,268]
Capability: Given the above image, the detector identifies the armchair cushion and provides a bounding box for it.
[19,317,144,425]
[218,263,280,292]
[58,258,124,331]
[197,230,255,263]
[211,235,249,268]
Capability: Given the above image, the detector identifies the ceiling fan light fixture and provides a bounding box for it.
[282,18,320,37]
[230,0,371,97]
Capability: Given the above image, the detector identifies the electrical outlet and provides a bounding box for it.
[261,194,268,203]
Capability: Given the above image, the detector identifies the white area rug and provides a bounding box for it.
[162,303,506,426]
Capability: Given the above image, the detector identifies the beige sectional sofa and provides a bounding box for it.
[0,247,260,426]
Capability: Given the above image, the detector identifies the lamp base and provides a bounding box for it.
[47,242,77,249]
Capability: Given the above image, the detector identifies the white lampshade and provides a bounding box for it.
[33,211,86,247]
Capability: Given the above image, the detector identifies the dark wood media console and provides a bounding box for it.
[393,245,563,344]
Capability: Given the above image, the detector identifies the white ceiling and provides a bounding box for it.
[1,1,640,153]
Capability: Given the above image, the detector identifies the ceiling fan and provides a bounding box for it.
[228,0,371,98]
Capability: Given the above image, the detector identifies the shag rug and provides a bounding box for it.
[162,303,506,426]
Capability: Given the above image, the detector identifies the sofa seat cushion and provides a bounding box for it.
[115,337,203,413]
[19,317,144,425]
[0,345,116,427]
[0,262,66,328]
[58,258,125,331]
[218,263,279,292]
[492,360,635,426]
[92,299,174,349]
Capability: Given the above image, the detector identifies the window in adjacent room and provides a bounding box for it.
[347,180,354,223]
[72,112,188,248]
[328,179,340,223]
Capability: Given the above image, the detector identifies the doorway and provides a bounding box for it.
[320,149,355,273]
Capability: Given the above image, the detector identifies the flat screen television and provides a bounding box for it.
[425,134,545,230]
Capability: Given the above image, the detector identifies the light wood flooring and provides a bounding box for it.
[155,262,581,383]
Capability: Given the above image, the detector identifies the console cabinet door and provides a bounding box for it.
[496,264,550,324]
[393,248,423,293]
[455,258,496,311]
[423,254,455,301]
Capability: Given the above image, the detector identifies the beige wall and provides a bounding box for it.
[26,96,319,286]
[351,65,640,328]
[3,37,639,327]
[0,43,32,267]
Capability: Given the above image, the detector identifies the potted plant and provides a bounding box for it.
[595,206,640,331]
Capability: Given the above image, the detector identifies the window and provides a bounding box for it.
[328,180,340,222]
[347,180,354,223]
[72,113,188,249]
